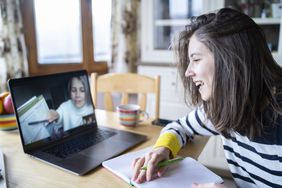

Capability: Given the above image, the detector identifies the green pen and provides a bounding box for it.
[141,156,185,170]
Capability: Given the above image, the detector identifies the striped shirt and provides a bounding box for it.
[154,106,282,188]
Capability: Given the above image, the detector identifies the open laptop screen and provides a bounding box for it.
[9,70,97,148]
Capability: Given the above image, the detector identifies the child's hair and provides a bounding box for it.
[176,8,282,138]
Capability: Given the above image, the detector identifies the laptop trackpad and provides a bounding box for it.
[80,139,130,160]
[60,154,101,174]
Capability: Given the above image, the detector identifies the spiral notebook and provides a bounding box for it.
[102,147,223,188]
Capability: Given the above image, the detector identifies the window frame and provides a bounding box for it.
[21,0,108,76]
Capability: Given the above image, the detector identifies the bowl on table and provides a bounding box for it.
[0,114,17,131]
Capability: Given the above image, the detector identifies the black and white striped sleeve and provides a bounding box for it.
[160,106,219,148]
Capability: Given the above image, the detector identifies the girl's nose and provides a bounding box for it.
[185,67,195,77]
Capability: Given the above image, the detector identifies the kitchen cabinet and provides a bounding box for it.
[141,0,282,65]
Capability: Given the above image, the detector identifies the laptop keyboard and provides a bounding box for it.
[43,129,116,158]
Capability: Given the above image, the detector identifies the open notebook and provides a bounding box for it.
[102,147,223,188]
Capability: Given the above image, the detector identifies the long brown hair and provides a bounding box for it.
[176,8,282,138]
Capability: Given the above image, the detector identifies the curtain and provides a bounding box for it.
[111,0,140,73]
[0,0,28,92]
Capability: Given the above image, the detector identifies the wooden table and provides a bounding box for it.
[0,109,208,188]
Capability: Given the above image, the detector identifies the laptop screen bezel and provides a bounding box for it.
[8,70,98,153]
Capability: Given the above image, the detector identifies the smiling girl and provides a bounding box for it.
[131,8,282,188]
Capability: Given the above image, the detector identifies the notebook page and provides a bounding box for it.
[102,147,223,188]
[103,147,152,185]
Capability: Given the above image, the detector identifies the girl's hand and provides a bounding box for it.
[192,183,227,188]
[47,110,59,123]
[131,147,170,184]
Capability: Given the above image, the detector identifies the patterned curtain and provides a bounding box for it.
[0,0,28,92]
[111,0,140,73]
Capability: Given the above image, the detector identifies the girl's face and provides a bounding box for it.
[70,77,86,108]
[185,34,215,101]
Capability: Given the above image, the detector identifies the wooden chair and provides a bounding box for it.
[90,73,160,119]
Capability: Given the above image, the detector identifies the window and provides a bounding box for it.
[21,0,111,75]
[92,0,111,61]
[34,0,82,64]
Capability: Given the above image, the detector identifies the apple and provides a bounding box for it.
[0,92,9,101]
[3,94,14,114]
[0,92,9,114]
[0,100,3,114]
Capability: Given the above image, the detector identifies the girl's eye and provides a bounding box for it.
[193,59,200,62]
[80,88,85,92]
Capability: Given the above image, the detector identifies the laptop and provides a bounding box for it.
[8,70,147,175]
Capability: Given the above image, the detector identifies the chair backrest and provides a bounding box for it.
[90,73,160,119]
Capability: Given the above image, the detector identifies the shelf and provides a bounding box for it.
[155,19,190,26]
[154,17,281,27]
[252,17,281,24]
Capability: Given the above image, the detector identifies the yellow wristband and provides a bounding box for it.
[154,132,181,158]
